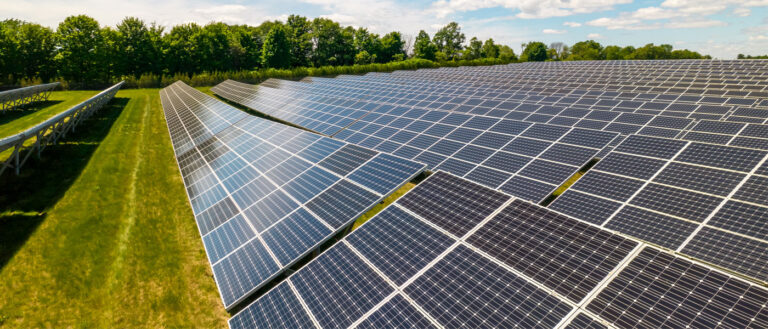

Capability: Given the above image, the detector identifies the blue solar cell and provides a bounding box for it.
[482,151,531,173]
[464,166,510,188]
[503,137,552,156]
[297,137,344,163]
[213,239,281,307]
[550,190,622,225]
[500,176,555,202]
[347,206,454,285]
[453,145,496,164]
[405,244,572,329]
[414,151,447,169]
[282,166,340,203]
[347,153,424,195]
[519,160,577,185]
[605,206,698,249]
[436,158,476,176]
[291,244,394,329]
[357,294,437,329]
[229,284,315,329]
[428,139,465,156]
[231,175,276,209]
[614,135,686,159]
[265,156,312,186]
[261,208,332,265]
[305,180,379,228]
[243,190,299,232]
[202,214,255,264]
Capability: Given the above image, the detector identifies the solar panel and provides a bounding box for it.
[551,134,768,282]
[160,81,425,310]
[230,170,768,329]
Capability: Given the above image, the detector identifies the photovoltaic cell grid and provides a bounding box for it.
[230,171,768,329]
[551,134,768,282]
[254,67,768,133]
[160,81,425,310]
[215,77,768,150]
[214,80,622,203]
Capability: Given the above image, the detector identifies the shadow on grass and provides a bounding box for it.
[0,100,65,126]
[0,97,129,270]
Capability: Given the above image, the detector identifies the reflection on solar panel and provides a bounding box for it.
[160,81,425,310]
[551,134,768,282]
[230,171,768,329]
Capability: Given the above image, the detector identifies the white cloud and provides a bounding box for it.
[665,19,727,29]
[563,21,581,27]
[749,35,768,40]
[429,0,631,19]
[542,28,566,34]
[587,33,603,39]
[733,7,751,16]
[585,1,756,30]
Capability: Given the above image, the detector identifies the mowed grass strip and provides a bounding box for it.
[0,89,227,328]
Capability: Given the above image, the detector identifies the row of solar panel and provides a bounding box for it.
[551,134,768,282]
[303,73,768,119]
[405,61,768,83]
[213,80,622,203]
[230,171,768,329]
[234,78,768,146]
[160,81,425,310]
[384,66,768,106]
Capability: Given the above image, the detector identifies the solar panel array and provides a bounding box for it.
[552,134,768,282]
[214,61,768,281]
[184,60,768,328]
[213,80,622,203]
[230,171,768,329]
[159,81,425,310]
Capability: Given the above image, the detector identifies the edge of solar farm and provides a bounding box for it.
[229,170,768,329]
[159,81,427,311]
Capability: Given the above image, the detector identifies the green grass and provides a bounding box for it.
[0,91,98,138]
[352,182,416,230]
[0,89,228,328]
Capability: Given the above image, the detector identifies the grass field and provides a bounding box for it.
[0,89,228,327]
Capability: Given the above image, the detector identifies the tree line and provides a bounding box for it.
[0,15,712,89]
[737,54,768,59]
[519,40,711,62]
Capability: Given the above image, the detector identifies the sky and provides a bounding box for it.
[2,0,767,59]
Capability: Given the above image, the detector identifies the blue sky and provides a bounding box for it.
[3,0,767,59]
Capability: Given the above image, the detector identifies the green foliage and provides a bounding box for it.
[481,38,500,59]
[311,18,355,66]
[462,37,483,60]
[354,28,381,61]
[568,40,604,60]
[498,45,518,62]
[413,30,437,61]
[433,22,465,60]
[355,50,374,64]
[379,32,406,63]
[738,54,768,59]
[261,25,291,69]
[286,15,312,67]
[521,42,548,61]
[55,15,104,86]
[0,14,713,88]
